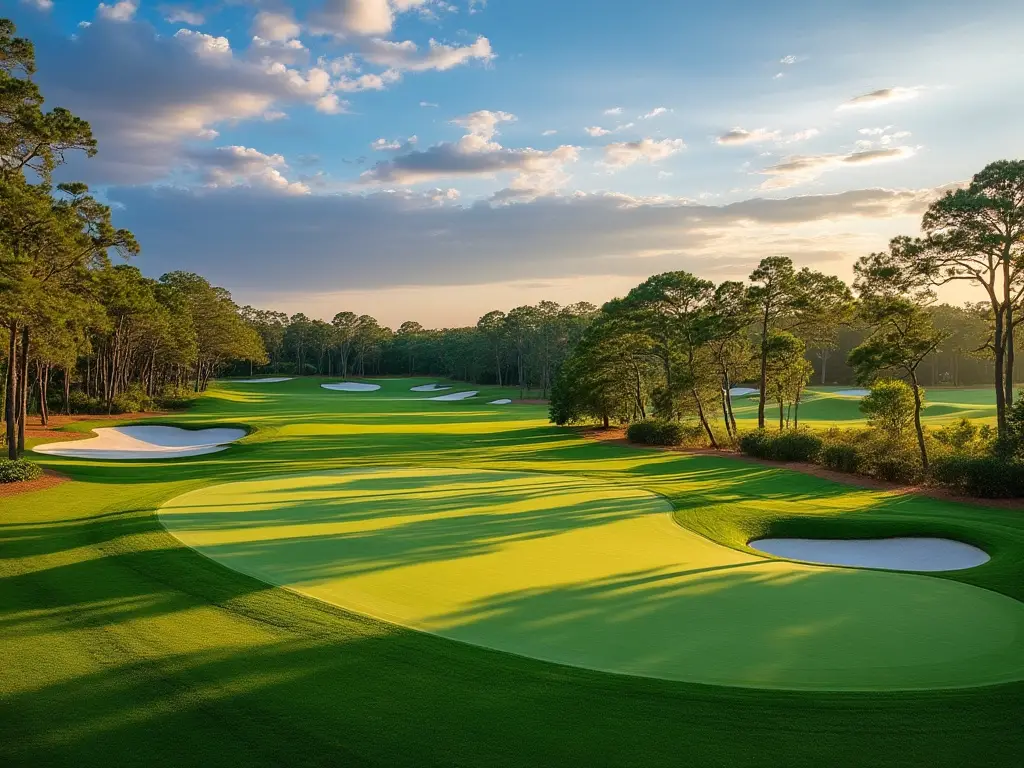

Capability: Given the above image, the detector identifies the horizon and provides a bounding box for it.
[9,0,1024,326]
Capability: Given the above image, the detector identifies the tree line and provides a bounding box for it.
[0,20,265,460]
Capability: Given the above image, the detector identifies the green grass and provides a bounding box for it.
[3,376,1023,766]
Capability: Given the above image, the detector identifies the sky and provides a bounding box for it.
[10,0,1024,327]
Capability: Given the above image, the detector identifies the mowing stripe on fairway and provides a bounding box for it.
[160,467,1024,692]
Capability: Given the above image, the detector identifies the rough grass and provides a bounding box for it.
[2,376,1023,767]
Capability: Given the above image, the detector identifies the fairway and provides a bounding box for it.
[7,376,1024,767]
[160,466,1024,690]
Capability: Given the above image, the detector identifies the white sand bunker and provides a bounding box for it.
[750,537,990,572]
[836,388,870,397]
[428,391,478,401]
[729,387,758,397]
[410,383,453,392]
[230,377,293,384]
[321,382,381,392]
[489,399,513,405]
[33,426,246,460]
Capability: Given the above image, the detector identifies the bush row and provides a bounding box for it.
[0,459,43,484]
[64,384,197,415]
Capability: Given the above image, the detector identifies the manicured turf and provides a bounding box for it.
[161,467,1024,691]
[3,376,1024,767]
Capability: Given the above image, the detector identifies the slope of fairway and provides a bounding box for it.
[160,467,1024,691]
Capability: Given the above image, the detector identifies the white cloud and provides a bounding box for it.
[362,109,579,187]
[640,106,669,119]
[252,11,302,42]
[602,138,685,168]
[97,1,138,21]
[361,36,494,72]
[188,145,310,195]
[314,0,455,37]
[838,87,923,110]
[585,122,633,137]
[250,37,309,66]
[263,110,288,121]
[541,129,558,136]
[780,54,797,65]
[858,126,891,136]
[420,101,439,107]
[759,145,917,189]
[603,107,622,115]
[162,7,205,25]
[717,127,778,145]
[334,69,401,92]
[22,0,54,11]
[372,135,417,151]
[785,128,820,143]
[319,54,360,75]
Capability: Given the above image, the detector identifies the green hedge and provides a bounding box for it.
[930,454,1024,498]
[738,429,822,462]
[0,459,43,484]
[626,420,684,446]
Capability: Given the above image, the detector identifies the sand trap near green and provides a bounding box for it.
[159,468,1024,691]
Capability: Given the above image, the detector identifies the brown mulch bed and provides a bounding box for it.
[0,468,70,499]
[581,426,1024,511]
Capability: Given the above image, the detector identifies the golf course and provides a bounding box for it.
[3,377,1023,766]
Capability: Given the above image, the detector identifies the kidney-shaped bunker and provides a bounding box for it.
[33,426,246,460]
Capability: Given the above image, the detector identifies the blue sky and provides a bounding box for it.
[11,0,1024,325]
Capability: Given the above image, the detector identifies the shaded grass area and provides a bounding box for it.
[3,376,1023,766]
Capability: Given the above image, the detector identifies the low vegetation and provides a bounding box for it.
[0,458,42,484]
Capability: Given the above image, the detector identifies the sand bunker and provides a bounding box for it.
[836,388,870,397]
[33,426,246,460]
[750,537,990,572]
[428,391,478,401]
[321,382,381,392]
[489,399,513,405]
[410,384,453,392]
[230,377,293,383]
[729,387,758,397]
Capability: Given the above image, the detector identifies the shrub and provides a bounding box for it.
[738,429,821,462]
[869,449,923,484]
[67,390,104,415]
[820,442,862,473]
[931,454,1024,498]
[155,384,197,410]
[860,379,917,438]
[0,459,43,484]
[771,430,823,462]
[738,429,774,459]
[111,383,153,414]
[627,419,684,446]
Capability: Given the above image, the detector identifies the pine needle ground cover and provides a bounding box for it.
[3,377,1023,767]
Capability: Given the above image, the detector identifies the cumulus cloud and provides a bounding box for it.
[838,87,923,110]
[602,138,685,168]
[252,11,302,42]
[187,145,310,195]
[640,106,669,119]
[360,36,494,71]
[585,122,634,137]
[759,145,916,189]
[371,135,418,151]
[161,6,205,25]
[249,37,309,66]
[780,54,797,65]
[361,109,579,187]
[30,20,349,183]
[97,1,138,22]
[21,0,54,11]
[108,184,957,299]
[314,0,451,37]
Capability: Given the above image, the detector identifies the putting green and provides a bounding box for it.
[160,467,1024,691]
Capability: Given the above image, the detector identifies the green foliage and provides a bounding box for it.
[860,379,916,438]
[738,429,822,462]
[0,458,42,483]
[626,419,684,446]
[67,390,104,414]
[110,383,153,414]
[155,384,197,410]
[930,454,1024,498]
[820,442,862,473]
[932,418,990,454]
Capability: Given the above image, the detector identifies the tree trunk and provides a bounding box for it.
[994,305,1007,437]
[17,326,30,453]
[63,366,71,415]
[1005,260,1015,412]
[5,322,18,460]
[602,412,610,429]
[910,371,928,471]
[720,386,732,438]
[757,312,769,429]
[693,389,718,448]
